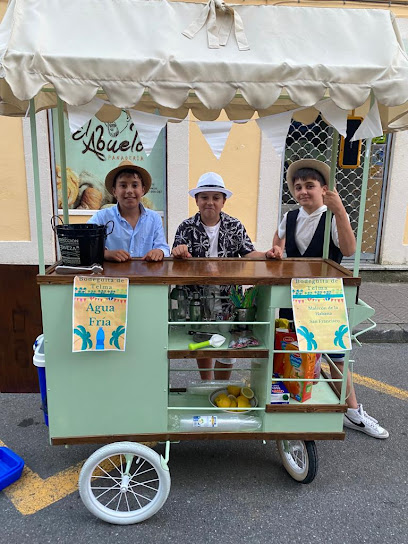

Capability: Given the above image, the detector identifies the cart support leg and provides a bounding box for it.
[161,441,171,471]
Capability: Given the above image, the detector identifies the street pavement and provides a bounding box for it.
[0,342,407,544]
[356,282,408,342]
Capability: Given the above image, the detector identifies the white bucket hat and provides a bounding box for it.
[188,172,232,199]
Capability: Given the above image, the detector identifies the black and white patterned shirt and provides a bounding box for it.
[173,212,255,257]
[172,212,255,315]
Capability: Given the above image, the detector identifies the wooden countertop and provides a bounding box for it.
[37,258,360,286]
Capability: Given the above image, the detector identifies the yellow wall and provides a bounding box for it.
[0,2,30,241]
[189,114,261,241]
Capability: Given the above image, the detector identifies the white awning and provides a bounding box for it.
[1,0,408,129]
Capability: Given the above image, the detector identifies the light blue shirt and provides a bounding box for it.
[88,204,170,257]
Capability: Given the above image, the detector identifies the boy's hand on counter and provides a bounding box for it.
[172,245,192,259]
[104,249,131,262]
[265,246,283,259]
[143,249,164,262]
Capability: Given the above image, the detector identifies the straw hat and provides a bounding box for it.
[286,159,331,197]
[105,160,152,195]
[188,172,232,199]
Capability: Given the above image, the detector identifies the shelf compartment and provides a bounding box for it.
[167,326,269,359]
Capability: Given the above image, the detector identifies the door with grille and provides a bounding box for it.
[280,116,391,262]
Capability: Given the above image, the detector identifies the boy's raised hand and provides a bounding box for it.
[143,249,164,262]
[104,249,131,262]
[172,244,192,259]
[323,188,345,215]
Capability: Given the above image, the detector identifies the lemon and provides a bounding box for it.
[215,393,228,404]
[229,398,238,408]
[227,385,241,397]
[237,396,251,408]
[216,397,231,408]
[241,386,254,400]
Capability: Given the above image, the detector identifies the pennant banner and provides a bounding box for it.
[351,100,383,142]
[66,97,105,134]
[73,276,129,352]
[291,278,351,353]
[129,110,169,156]
[197,120,233,159]
[316,99,348,137]
[256,111,293,157]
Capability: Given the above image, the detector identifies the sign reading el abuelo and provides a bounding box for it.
[52,109,166,214]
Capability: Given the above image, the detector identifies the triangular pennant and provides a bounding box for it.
[66,98,105,134]
[256,111,293,157]
[316,99,348,137]
[351,100,383,142]
[128,110,169,156]
[197,121,233,159]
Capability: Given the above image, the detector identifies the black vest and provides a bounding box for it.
[285,209,342,264]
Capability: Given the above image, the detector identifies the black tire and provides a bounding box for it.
[276,439,318,484]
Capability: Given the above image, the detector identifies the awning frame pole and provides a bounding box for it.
[353,93,375,277]
[322,128,339,259]
[353,138,372,277]
[57,96,69,224]
[29,99,45,274]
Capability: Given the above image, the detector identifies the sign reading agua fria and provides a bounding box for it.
[73,276,129,352]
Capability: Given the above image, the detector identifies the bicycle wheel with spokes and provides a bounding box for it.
[276,439,318,484]
[79,442,171,524]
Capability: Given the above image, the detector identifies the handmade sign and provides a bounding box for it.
[291,278,351,353]
[73,276,129,352]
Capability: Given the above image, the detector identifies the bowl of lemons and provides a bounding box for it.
[209,385,257,413]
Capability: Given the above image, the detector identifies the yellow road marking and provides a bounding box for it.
[352,373,408,401]
[1,373,407,516]
[0,440,83,515]
[321,363,408,401]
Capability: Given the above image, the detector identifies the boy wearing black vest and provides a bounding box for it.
[267,159,388,439]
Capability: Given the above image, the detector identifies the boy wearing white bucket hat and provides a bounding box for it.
[268,159,388,439]
[88,160,170,262]
[172,172,279,380]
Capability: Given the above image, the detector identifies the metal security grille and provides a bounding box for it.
[280,115,390,262]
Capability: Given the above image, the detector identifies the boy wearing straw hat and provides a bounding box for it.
[172,172,279,380]
[267,159,388,439]
[88,160,170,262]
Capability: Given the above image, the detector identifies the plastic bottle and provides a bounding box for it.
[168,413,262,432]
[169,286,188,321]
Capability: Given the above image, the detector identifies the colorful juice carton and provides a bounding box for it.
[270,381,290,404]
[283,342,317,402]
[273,328,297,376]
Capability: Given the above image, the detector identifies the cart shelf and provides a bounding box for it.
[167,326,269,359]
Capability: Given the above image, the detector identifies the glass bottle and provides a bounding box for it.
[189,292,202,329]
[169,285,187,321]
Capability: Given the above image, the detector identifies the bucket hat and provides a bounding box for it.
[286,159,331,197]
[188,172,232,199]
[105,160,152,195]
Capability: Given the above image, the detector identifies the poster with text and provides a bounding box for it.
[73,276,129,352]
[52,109,166,214]
[291,278,351,353]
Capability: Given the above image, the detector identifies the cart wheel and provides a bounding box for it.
[79,441,170,525]
[276,440,318,484]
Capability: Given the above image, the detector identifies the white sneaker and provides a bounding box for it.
[344,404,389,439]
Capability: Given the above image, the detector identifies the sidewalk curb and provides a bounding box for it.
[354,324,408,343]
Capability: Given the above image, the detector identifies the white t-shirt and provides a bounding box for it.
[277,205,341,256]
[203,222,221,257]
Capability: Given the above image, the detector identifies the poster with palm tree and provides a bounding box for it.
[291,278,351,353]
[73,276,129,352]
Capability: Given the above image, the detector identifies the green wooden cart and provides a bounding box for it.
[0,0,406,526]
